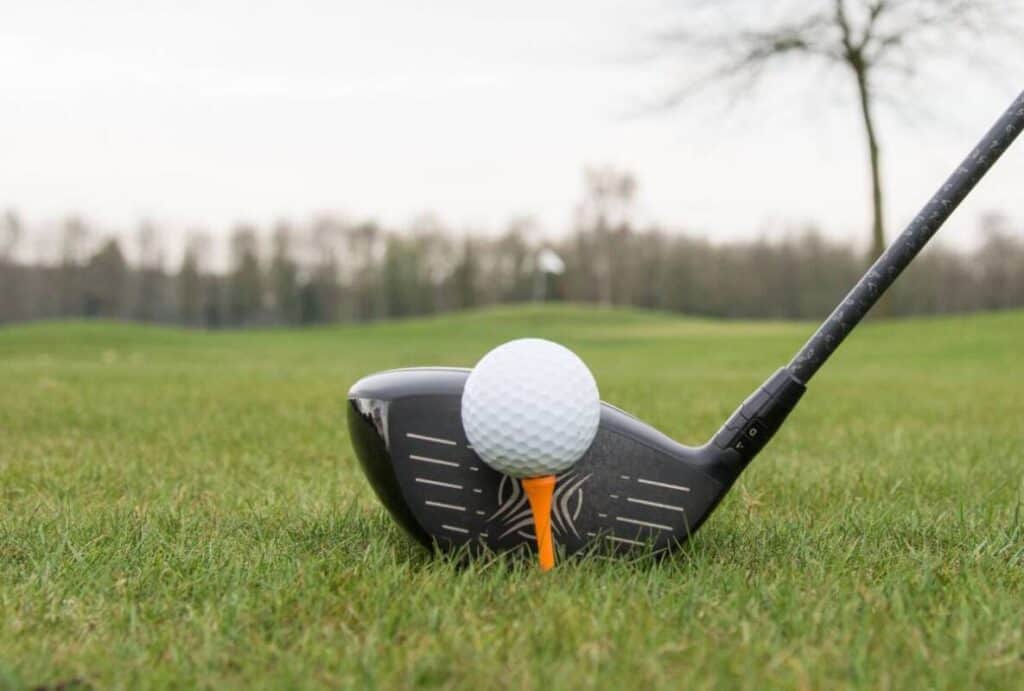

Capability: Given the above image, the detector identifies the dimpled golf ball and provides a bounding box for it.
[461,338,600,477]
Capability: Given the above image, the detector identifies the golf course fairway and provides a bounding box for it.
[1,305,1022,689]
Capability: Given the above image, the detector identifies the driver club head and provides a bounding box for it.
[347,366,804,557]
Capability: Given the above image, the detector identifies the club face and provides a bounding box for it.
[348,367,740,556]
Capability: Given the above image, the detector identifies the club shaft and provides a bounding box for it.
[788,91,1024,383]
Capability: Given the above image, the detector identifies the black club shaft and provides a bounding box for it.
[789,91,1024,383]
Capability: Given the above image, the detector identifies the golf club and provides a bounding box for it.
[348,91,1024,557]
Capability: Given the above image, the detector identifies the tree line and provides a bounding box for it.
[1,175,1022,327]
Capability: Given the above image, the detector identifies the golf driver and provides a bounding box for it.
[348,91,1024,557]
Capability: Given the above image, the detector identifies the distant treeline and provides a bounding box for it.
[2,212,1022,328]
[2,165,1023,328]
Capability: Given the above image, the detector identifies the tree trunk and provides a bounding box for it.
[852,60,886,261]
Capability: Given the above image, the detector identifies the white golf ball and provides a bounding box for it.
[461,338,600,478]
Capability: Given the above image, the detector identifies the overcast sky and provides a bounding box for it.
[2,0,1021,257]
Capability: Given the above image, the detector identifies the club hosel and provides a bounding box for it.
[707,367,807,478]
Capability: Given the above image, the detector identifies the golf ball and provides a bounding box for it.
[461,338,600,477]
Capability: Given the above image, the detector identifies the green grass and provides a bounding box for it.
[1,305,1023,689]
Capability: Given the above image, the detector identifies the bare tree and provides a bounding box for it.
[134,221,166,321]
[227,224,264,326]
[654,0,1019,259]
[0,210,20,263]
[451,236,480,310]
[975,212,1024,309]
[58,217,91,315]
[84,237,127,318]
[269,222,301,325]
[574,167,636,304]
[304,217,346,323]
[381,234,418,318]
[347,222,383,321]
[492,218,538,303]
[177,233,206,326]
[411,215,457,314]
[0,211,24,322]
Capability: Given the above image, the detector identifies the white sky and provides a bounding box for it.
[1,0,1022,259]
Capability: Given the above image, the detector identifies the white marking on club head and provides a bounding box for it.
[410,454,459,468]
[637,478,691,492]
[406,432,457,446]
[615,516,673,532]
[626,497,685,513]
[414,478,463,490]
[425,500,466,512]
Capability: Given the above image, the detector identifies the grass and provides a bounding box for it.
[1,304,1023,689]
